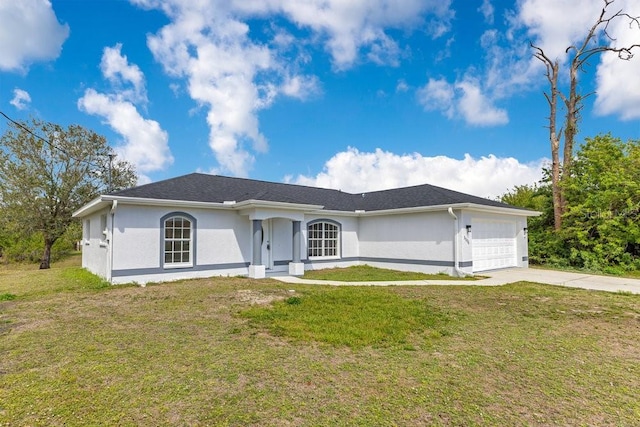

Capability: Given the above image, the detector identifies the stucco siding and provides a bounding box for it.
[357,211,455,273]
[110,205,251,283]
[111,206,159,271]
[196,210,250,266]
[81,210,109,279]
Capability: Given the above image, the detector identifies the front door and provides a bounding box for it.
[261,219,273,270]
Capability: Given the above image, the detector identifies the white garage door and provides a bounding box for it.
[471,219,517,272]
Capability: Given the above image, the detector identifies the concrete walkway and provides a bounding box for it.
[272,268,640,294]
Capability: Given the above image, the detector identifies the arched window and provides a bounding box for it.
[163,214,194,268]
[307,220,340,258]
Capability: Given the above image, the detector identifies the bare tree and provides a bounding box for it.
[532,0,640,230]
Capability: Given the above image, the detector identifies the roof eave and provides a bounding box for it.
[72,196,110,218]
[73,195,327,217]
[352,203,541,217]
[234,199,325,211]
[73,195,540,219]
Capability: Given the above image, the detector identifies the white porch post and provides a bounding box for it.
[249,219,265,279]
[289,220,304,276]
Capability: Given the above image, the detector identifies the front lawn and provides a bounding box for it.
[302,264,476,281]
[1,257,639,425]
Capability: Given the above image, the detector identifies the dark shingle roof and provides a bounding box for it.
[110,173,524,212]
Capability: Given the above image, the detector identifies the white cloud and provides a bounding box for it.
[419,0,640,126]
[417,77,508,126]
[455,78,508,126]
[78,89,173,180]
[396,79,409,93]
[143,5,272,176]
[281,74,321,100]
[100,43,147,103]
[478,0,494,25]
[232,0,453,69]
[132,0,454,177]
[78,45,173,182]
[515,0,603,63]
[0,0,69,72]
[417,78,455,117]
[286,147,546,199]
[10,88,32,110]
[512,0,640,121]
[593,0,640,120]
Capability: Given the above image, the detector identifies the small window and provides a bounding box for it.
[308,221,340,258]
[100,214,107,235]
[84,219,91,245]
[163,215,193,268]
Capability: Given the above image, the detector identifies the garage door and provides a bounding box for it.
[471,219,517,272]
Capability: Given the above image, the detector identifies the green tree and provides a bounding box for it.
[0,118,137,269]
[562,134,640,272]
[501,182,564,265]
[502,135,640,273]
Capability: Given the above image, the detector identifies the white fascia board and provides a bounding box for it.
[234,199,325,211]
[72,196,110,218]
[461,204,541,217]
[74,195,327,218]
[101,195,231,210]
[73,195,233,218]
[312,209,362,217]
[353,203,540,217]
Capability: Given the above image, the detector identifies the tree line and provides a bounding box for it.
[502,134,640,274]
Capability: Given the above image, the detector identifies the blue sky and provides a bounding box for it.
[1,0,639,198]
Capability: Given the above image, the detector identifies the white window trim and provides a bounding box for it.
[99,214,108,247]
[84,219,91,245]
[307,220,341,259]
[163,215,194,269]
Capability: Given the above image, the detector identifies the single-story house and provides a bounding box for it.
[73,173,539,284]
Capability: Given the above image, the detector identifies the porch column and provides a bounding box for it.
[289,220,305,276]
[292,221,301,263]
[249,219,265,279]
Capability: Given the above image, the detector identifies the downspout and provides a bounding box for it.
[447,207,469,278]
[109,200,118,283]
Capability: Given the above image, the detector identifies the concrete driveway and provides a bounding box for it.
[273,268,640,294]
[482,268,640,294]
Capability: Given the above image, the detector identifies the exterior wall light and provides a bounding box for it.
[465,225,472,234]
[524,227,528,236]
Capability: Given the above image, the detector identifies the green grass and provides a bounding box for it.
[241,287,454,349]
[0,293,16,301]
[302,264,476,281]
[1,257,640,426]
[532,263,640,279]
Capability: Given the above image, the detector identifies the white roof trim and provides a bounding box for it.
[72,196,105,218]
[73,195,539,219]
[322,203,540,217]
[73,195,327,218]
[233,199,324,211]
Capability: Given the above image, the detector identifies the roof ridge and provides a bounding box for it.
[192,172,352,195]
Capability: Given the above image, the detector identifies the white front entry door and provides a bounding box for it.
[261,219,273,270]
[471,219,517,272]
